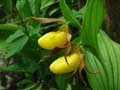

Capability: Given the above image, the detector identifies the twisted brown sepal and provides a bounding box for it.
[31,17,65,24]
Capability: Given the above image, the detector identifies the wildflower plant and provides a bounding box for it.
[0,0,120,90]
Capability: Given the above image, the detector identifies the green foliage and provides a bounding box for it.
[60,0,81,28]
[85,31,120,90]
[16,0,32,17]
[4,29,29,59]
[0,63,24,72]
[80,0,104,49]
[0,24,21,31]
[5,34,28,59]
[60,0,120,90]
[55,75,68,90]
[0,0,12,15]
[28,0,41,16]
[0,0,120,90]
[40,0,56,10]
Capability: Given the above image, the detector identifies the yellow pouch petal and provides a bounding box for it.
[38,31,68,50]
[49,53,80,74]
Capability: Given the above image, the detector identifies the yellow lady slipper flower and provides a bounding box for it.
[49,53,82,74]
[38,31,68,50]
[38,24,71,50]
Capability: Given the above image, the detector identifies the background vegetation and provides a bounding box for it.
[0,0,120,90]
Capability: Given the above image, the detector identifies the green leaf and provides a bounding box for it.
[28,0,41,16]
[22,83,38,90]
[17,79,37,90]
[5,35,29,59]
[85,31,120,90]
[0,29,16,50]
[66,84,72,90]
[74,5,86,19]
[6,30,24,43]
[0,24,21,31]
[40,0,55,10]
[0,39,8,50]
[72,36,81,45]
[0,64,24,72]
[85,47,107,90]
[49,8,59,16]
[78,0,120,90]
[27,25,41,36]
[16,0,32,17]
[55,75,68,90]
[60,0,81,28]
[80,0,104,49]
[0,0,12,15]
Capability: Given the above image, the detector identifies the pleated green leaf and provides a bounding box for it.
[80,0,120,89]
[59,0,120,90]
[85,31,120,90]
[80,0,104,49]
